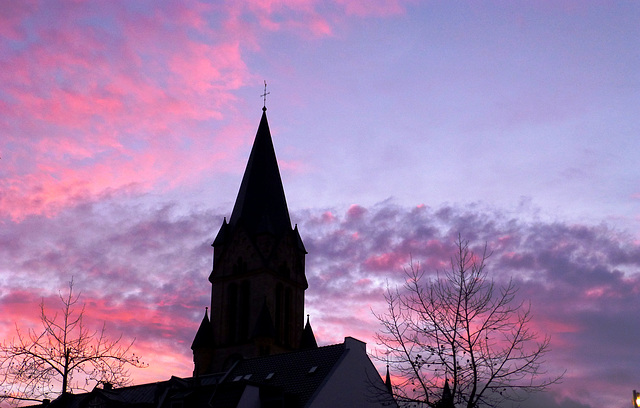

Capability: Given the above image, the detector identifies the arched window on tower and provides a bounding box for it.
[239,281,250,340]
[227,283,238,343]
[233,257,247,275]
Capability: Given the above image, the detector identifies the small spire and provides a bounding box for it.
[191,307,214,350]
[385,364,393,395]
[438,378,454,408]
[261,80,270,111]
[300,314,318,350]
[212,217,230,247]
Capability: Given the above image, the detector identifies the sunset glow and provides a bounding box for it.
[1,2,639,407]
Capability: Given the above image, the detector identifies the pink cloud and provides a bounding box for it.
[232,0,409,35]
[320,211,336,223]
[334,0,407,17]
[0,0,418,223]
[346,203,367,220]
[235,0,332,35]
[0,290,42,327]
[0,2,35,41]
[307,17,333,36]
[363,252,408,271]
[168,41,248,96]
[0,2,269,221]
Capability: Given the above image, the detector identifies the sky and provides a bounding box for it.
[1,1,639,407]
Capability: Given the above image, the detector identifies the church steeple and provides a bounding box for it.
[196,106,309,374]
[227,109,292,237]
[385,365,393,395]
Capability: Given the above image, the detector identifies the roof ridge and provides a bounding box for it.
[243,341,345,362]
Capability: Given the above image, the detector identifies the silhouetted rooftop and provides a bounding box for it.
[223,342,346,407]
[37,342,350,408]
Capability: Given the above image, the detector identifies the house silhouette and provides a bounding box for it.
[35,107,396,408]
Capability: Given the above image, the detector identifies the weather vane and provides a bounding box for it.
[261,80,270,110]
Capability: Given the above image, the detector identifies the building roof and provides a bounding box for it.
[222,342,346,407]
[43,380,171,408]
[36,338,394,408]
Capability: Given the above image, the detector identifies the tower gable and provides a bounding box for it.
[211,225,306,288]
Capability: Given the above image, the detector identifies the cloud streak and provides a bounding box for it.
[0,0,416,221]
[0,1,253,220]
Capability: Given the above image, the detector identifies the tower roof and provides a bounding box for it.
[385,364,392,395]
[191,308,214,350]
[228,109,292,237]
[299,315,318,350]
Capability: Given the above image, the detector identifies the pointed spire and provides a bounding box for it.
[385,364,393,395]
[191,307,214,350]
[299,314,318,350]
[436,379,454,408]
[442,379,452,400]
[212,217,229,246]
[228,109,292,237]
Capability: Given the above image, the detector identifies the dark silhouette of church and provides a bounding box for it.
[192,106,311,375]
[35,106,396,408]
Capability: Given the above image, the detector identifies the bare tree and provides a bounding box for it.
[374,236,562,408]
[0,280,147,405]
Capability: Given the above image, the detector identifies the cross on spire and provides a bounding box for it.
[261,80,270,111]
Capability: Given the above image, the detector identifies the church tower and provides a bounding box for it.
[192,106,309,375]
